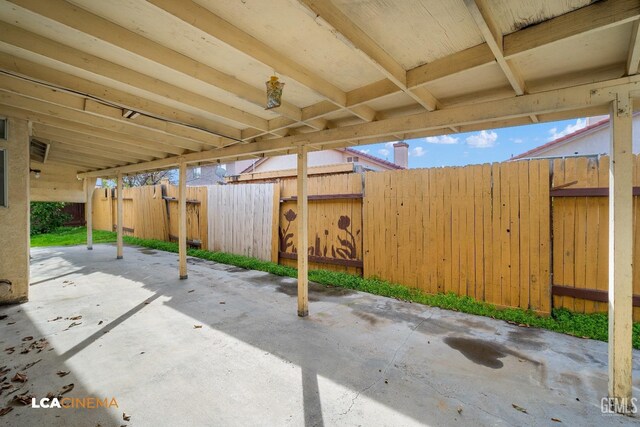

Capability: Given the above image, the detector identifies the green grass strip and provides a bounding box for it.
[33,227,640,348]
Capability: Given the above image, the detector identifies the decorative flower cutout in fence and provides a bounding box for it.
[279,209,360,262]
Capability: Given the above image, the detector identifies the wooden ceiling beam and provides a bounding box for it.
[0,21,270,134]
[6,0,335,132]
[627,21,640,75]
[33,128,156,163]
[408,0,640,88]
[0,104,182,156]
[147,0,379,123]
[298,0,439,111]
[42,138,146,164]
[48,146,122,168]
[464,0,526,95]
[148,0,346,105]
[464,0,537,122]
[504,0,640,57]
[0,53,242,141]
[0,90,206,154]
[78,74,639,179]
[0,74,216,152]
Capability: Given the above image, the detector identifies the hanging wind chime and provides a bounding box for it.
[265,75,284,109]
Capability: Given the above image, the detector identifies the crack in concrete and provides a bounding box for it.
[339,311,433,417]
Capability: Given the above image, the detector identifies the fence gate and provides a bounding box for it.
[550,155,640,320]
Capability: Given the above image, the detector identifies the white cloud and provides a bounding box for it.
[548,118,587,141]
[411,146,426,157]
[378,148,390,157]
[358,149,370,154]
[384,141,396,148]
[424,135,459,145]
[510,138,524,144]
[466,130,498,148]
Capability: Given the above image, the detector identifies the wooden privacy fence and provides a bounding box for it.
[207,184,277,261]
[550,155,640,320]
[92,184,207,247]
[90,155,640,319]
[364,161,551,313]
[276,173,364,275]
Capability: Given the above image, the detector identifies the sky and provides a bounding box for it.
[356,117,594,169]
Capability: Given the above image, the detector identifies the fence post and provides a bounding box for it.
[179,161,188,280]
[116,172,123,260]
[297,146,309,317]
[85,177,96,250]
[608,91,633,410]
[271,182,280,264]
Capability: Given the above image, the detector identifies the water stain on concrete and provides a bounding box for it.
[444,337,509,369]
[444,336,543,371]
[353,311,380,326]
[242,274,357,302]
[138,248,157,255]
[507,327,546,350]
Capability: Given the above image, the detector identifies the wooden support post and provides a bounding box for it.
[85,177,96,250]
[179,161,188,280]
[608,91,633,411]
[116,172,123,259]
[297,146,309,317]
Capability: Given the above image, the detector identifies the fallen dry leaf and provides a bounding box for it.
[457,406,463,414]
[23,359,42,370]
[0,315,6,320]
[21,336,33,342]
[0,367,9,376]
[219,301,226,304]
[98,321,103,325]
[4,347,14,355]
[188,290,195,293]
[60,383,74,395]
[1,383,12,390]
[11,373,27,383]
[48,316,62,322]
[551,418,562,423]
[65,322,82,330]
[512,404,528,414]
[13,393,33,405]
[6,322,15,325]
[56,371,70,377]
[193,325,202,329]
[68,315,82,321]
[123,413,131,421]
[0,406,13,416]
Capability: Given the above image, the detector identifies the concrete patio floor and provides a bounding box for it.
[1,245,639,426]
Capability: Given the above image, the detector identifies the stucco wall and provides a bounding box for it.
[0,118,29,304]
[30,160,85,202]
[532,115,640,158]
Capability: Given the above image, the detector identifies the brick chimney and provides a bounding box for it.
[393,141,409,168]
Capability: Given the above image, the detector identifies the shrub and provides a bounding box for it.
[30,202,71,235]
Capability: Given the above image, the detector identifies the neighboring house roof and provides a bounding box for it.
[340,147,404,170]
[511,113,640,160]
[511,117,610,160]
[239,147,403,174]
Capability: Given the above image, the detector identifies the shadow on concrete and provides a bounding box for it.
[13,244,640,426]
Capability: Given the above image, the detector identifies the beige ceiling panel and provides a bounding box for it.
[487,0,592,36]
[192,0,383,91]
[0,42,254,131]
[69,0,325,107]
[512,22,632,82]
[333,0,484,69]
[423,62,510,100]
